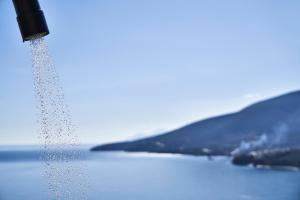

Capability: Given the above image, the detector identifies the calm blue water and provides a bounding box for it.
[0,146,299,200]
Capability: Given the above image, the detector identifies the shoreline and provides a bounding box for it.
[91,148,300,170]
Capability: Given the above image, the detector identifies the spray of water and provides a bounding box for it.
[30,37,87,199]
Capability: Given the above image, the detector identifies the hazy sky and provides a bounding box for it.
[1,0,300,145]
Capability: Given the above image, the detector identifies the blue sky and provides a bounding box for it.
[1,0,300,144]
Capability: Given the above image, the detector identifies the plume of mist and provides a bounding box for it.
[271,123,288,145]
[231,123,289,156]
[231,134,268,156]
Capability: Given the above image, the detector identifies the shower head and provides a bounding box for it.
[12,0,49,42]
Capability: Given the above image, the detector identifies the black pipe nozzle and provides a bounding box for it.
[12,0,49,42]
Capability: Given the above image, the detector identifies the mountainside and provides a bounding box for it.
[91,91,300,155]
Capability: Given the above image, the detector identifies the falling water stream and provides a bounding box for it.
[30,38,87,199]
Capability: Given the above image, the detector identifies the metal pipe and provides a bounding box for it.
[12,0,49,42]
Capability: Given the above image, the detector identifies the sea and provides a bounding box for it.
[0,145,299,200]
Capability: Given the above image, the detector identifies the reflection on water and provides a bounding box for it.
[0,147,299,200]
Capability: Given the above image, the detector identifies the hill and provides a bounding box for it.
[91,91,300,156]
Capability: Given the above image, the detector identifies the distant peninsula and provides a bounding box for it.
[91,91,300,168]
